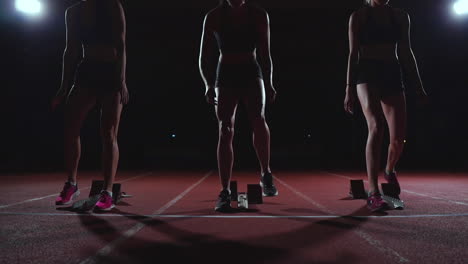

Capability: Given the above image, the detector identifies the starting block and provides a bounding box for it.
[71,180,132,211]
[381,183,405,210]
[349,180,367,199]
[231,181,263,210]
[381,183,400,199]
[348,180,404,210]
[88,180,133,204]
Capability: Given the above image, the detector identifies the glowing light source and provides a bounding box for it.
[15,0,42,15]
[454,0,468,15]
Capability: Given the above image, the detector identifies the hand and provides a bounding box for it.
[265,84,277,104]
[119,82,129,105]
[205,86,217,105]
[51,88,68,112]
[344,86,357,115]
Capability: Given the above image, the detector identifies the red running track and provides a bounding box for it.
[0,170,467,264]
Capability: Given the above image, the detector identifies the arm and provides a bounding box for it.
[59,7,81,96]
[111,0,129,104]
[257,10,273,89]
[52,6,82,110]
[256,10,276,103]
[199,13,217,90]
[346,12,359,95]
[344,12,359,114]
[199,13,217,104]
[112,0,126,85]
[397,11,427,96]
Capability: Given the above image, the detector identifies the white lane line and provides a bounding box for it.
[0,172,153,210]
[402,190,468,206]
[79,171,213,264]
[323,171,468,206]
[274,176,331,214]
[275,175,409,263]
[1,212,468,219]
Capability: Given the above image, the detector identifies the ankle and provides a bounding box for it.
[67,181,77,186]
[101,190,113,196]
[368,189,380,196]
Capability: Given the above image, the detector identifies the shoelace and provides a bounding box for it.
[370,195,385,206]
[219,191,230,200]
[99,193,110,203]
[60,184,72,197]
[263,174,273,186]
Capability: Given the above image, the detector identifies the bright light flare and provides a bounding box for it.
[15,0,42,15]
[454,0,468,15]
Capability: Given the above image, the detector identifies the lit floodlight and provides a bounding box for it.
[15,0,42,15]
[454,0,468,15]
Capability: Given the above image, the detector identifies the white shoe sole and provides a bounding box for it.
[95,204,116,211]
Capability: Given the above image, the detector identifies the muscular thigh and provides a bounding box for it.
[242,78,266,120]
[65,85,97,129]
[357,83,384,123]
[100,90,123,133]
[381,92,406,140]
[215,86,239,123]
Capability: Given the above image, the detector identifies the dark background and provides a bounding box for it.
[0,0,467,173]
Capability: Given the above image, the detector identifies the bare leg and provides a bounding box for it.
[100,91,123,192]
[357,84,384,194]
[381,92,406,173]
[215,87,239,191]
[64,86,96,183]
[244,78,271,174]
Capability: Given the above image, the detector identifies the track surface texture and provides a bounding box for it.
[1,170,467,264]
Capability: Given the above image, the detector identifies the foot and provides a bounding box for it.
[367,192,389,212]
[95,191,115,211]
[260,172,278,197]
[384,170,401,194]
[215,189,232,212]
[55,182,80,205]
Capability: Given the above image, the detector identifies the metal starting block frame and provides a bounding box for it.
[348,180,405,210]
[89,180,132,204]
[381,183,404,209]
[230,181,263,210]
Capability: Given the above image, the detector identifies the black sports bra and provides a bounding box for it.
[78,0,114,46]
[214,5,258,54]
[359,6,401,45]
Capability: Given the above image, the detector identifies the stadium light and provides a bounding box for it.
[454,0,468,15]
[15,0,42,15]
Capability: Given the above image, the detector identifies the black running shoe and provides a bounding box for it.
[260,172,278,197]
[214,189,232,212]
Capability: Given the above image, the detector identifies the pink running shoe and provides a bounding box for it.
[55,182,80,205]
[95,191,115,211]
[367,193,389,212]
[384,171,401,194]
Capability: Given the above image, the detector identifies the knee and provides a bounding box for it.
[389,138,405,149]
[368,120,384,137]
[101,128,118,145]
[219,121,234,138]
[249,114,266,126]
